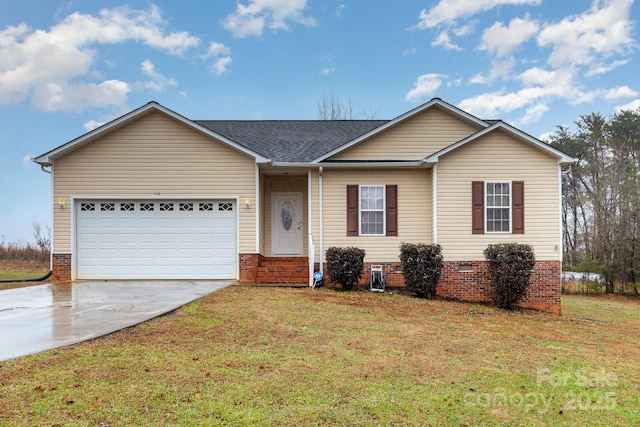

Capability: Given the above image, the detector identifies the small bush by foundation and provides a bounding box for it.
[399,243,443,298]
[326,247,365,291]
[484,243,535,309]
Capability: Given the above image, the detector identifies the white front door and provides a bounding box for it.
[272,192,303,255]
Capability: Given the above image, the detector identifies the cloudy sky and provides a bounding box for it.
[0,0,637,243]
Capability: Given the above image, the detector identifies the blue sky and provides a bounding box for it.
[0,0,638,244]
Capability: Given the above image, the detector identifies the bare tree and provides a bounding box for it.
[31,220,51,254]
[315,93,380,120]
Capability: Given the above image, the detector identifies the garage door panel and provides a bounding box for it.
[76,199,237,279]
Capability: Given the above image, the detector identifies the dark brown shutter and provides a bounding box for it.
[512,181,524,234]
[386,185,398,236]
[347,185,359,236]
[472,181,484,234]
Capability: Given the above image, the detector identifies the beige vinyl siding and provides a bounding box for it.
[436,130,560,261]
[264,175,308,256]
[322,168,432,262]
[52,111,256,253]
[330,107,481,160]
[310,170,320,262]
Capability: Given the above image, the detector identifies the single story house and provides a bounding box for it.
[34,98,574,313]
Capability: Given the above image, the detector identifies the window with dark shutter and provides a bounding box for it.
[346,184,398,236]
[472,181,484,234]
[386,185,398,236]
[512,181,524,234]
[347,185,359,236]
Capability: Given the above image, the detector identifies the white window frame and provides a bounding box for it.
[485,181,512,234]
[359,185,386,236]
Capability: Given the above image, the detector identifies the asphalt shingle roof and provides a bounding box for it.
[195,120,389,162]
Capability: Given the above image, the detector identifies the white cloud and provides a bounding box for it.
[431,31,462,51]
[222,0,316,38]
[616,99,640,111]
[480,16,539,57]
[84,120,106,131]
[605,86,638,100]
[469,73,488,85]
[0,5,199,111]
[585,59,629,77]
[337,4,346,18]
[22,154,33,169]
[414,0,541,29]
[203,42,231,58]
[402,47,417,56]
[211,56,233,76]
[405,73,446,102]
[31,79,130,112]
[453,23,475,36]
[202,42,232,76]
[520,103,549,124]
[537,0,634,69]
[140,60,178,92]
[320,66,335,76]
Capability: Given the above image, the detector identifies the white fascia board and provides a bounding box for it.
[424,122,576,165]
[269,161,427,168]
[310,98,489,163]
[33,102,268,165]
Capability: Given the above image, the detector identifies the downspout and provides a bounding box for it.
[432,164,438,244]
[39,163,54,278]
[319,166,324,279]
[307,169,313,286]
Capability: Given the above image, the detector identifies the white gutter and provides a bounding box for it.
[307,169,313,286]
[255,163,260,253]
[319,167,324,279]
[268,161,427,168]
[432,164,438,244]
[558,163,563,263]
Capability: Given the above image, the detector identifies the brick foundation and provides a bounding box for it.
[52,253,71,281]
[439,260,562,314]
[315,260,562,314]
[239,253,263,282]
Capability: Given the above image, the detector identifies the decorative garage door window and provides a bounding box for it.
[120,202,135,211]
[80,202,95,211]
[140,202,154,212]
[160,202,174,211]
[282,201,293,230]
[199,203,214,211]
[219,202,233,211]
[180,203,194,211]
[100,203,115,211]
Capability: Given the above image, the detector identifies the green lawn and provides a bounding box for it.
[0,287,638,426]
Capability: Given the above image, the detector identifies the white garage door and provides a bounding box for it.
[76,200,237,279]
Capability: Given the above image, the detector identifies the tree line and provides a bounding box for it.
[548,108,640,293]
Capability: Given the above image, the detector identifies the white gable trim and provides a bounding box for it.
[33,102,268,165]
[311,98,489,163]
[423,121,575,165]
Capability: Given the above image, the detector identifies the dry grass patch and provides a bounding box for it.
[0,287,639,426]
[0,260,50,290]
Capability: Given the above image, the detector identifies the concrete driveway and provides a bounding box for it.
[0,280,232,362]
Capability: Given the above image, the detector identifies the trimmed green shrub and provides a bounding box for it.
[484,243,536,309]
[399,243,443,298]
[325,247,365,291]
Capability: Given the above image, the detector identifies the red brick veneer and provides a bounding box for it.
[239,253,263,282]
[52,253,71,281]
[316,260,562,314]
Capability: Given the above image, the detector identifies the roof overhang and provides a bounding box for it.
[311,98,489,163]
[423,121,576,166]
[33,101,268,166]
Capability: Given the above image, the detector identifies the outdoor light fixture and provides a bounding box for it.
[57,199,66,209]
[244,199,251,209]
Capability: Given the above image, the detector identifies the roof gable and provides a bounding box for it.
[312,98,489,162]
[424,121,575,165]
[33,102,268,166]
